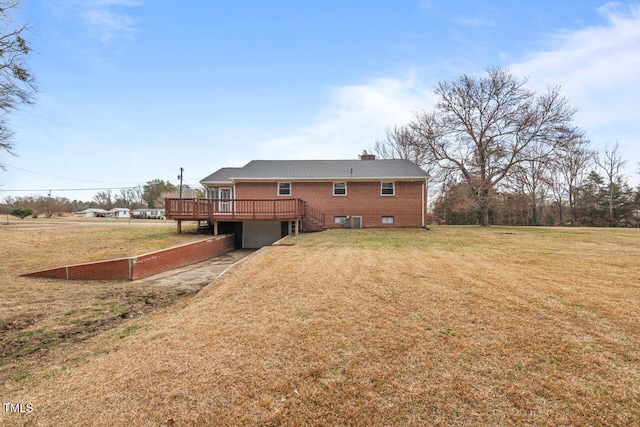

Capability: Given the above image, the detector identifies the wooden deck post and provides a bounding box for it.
[213,220,218,236]
[294,219,299,236]
[177,219,182,234]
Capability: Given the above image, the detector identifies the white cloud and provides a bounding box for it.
[417,0,434,11]
[260,2,640,176]
[510,3,640,127]
[91,0,142,42]
[59,0,142,43]
[510,2,640,181]
[453,16,495,27]
[255,73,436,160]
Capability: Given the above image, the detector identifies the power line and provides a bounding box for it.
[0,186,141,192]
[0,181,205,193]
[11,124,66,141]
[16,108,63,125]
[3,163,143,184]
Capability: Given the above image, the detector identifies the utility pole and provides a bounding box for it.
[178,167,184,198]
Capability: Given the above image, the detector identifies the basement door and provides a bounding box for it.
[242,221,282,248]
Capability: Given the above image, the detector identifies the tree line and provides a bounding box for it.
[373,67,640,227]
[2,179,204,218]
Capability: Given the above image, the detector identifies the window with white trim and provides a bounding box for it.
[278,182,291,196]
[381,182,395,196]
[382,216,394,224]
[333,182,347,196]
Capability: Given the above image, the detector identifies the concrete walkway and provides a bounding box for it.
[137,249,254,291]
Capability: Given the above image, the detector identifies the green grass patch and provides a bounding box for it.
[17,329,46,339]
[118,324,147,339]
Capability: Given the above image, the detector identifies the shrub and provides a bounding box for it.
[10,207,33,219]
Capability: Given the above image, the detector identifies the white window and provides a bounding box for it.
[382,216,394,224]
[333,182,347,196]
[381,182,395,196]
[334,216,347,224]
[278,182,291,196]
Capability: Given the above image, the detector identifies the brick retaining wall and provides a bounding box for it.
[23,234,235,281]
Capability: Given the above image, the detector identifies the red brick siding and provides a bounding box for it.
[235,180,425,228]
[23,235,235,281]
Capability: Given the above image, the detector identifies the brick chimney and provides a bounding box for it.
[359,153,376,160]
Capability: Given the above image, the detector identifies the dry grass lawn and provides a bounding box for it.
[2,225,639,426]
[0,218,203,395]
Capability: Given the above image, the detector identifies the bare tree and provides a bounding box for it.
[547,165,568,225]
[597,142,626,225]
[410,68,576,226]
[0,0,37,168]
[508,139,555,225]
[373,125,430,168]
[93,190,113,210]
[436,168,458,223]
[114,187,145,208]
[556,129,594,225]
[115,188,132,207]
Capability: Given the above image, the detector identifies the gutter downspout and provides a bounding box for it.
[422,180,426,228]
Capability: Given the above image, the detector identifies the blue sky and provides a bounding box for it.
[2,0,639,201]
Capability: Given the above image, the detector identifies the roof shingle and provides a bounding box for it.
[201,159,428,183]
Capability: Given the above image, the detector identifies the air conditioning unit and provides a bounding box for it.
[351,216,362,229]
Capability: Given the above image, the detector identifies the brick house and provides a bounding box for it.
[166,156,429,248]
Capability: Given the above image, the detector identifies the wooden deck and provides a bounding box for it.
[165,198,306,221]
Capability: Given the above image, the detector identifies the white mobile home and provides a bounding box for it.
[108,208,131,219]
[73,208,109,218]
[132,208,165,219]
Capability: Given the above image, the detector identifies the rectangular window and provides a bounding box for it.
[334,216,347,224]
[382,216,394,224]
[278,182,291,196]
[381,182,395,196]
[333,182,347,196]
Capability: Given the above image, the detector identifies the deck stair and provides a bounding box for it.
[302,202,326,232]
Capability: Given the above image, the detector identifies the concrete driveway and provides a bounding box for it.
[137,249,254,291]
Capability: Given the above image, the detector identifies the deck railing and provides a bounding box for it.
[165,198,305,220]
